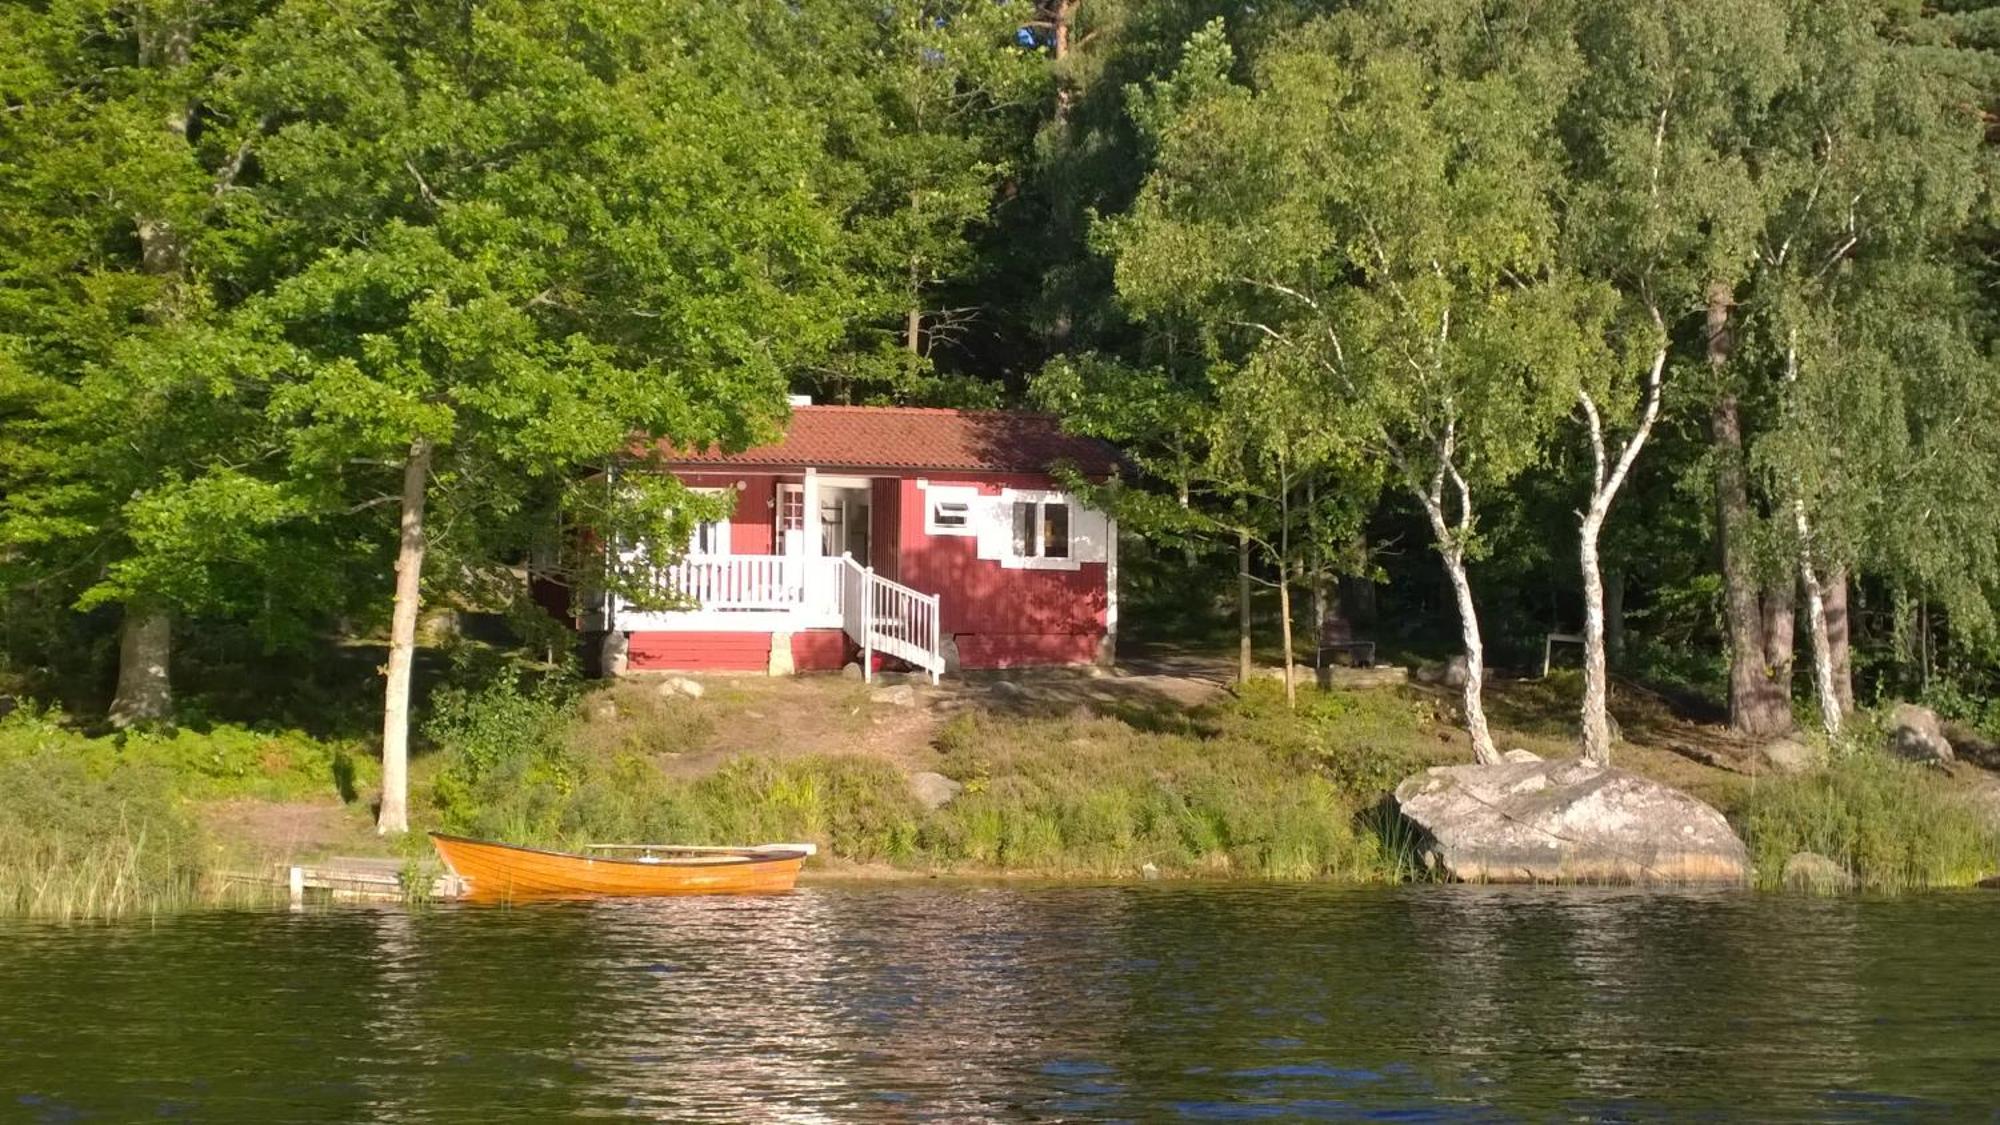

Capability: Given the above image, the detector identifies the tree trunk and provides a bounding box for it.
[1604,568,1626,670]
[1712,416,1792,732]
[1307,477,1329,639]
[1237,528,1252,685]
[1762,576,1795,704]
[1825,566,1853,713]
[108,604,172,728]
[113,11,196,725]
[378,437,434,836]
[1708,281,1790,736]
[1574,345,1665,767]
[905,243,923,355]
[1441,546,1500,764]
[1046,0,1080,121]
[1579,515,1613,764]
[1278,472,1296,708]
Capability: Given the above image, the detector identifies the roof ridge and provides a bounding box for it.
[792,404,1060,419]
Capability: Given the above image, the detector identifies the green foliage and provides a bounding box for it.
[1738,751,1999,891]
[0,703,374,804]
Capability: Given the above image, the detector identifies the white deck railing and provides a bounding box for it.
[627,552,943,681]
[840,556,943,684]
[648,555,844,615]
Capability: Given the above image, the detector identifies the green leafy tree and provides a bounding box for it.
[223,0,854,832]
[0,1,352,724]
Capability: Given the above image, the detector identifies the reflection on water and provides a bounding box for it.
[2,885,1997,1121]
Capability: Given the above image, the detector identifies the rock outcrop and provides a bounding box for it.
[1392,757,1748,884]
[1887,703,1954,765]
[908,771,963,811]
[1755,737,1818,776]
[1781,851,1855,892]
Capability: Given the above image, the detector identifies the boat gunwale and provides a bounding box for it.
[428,832,811,869]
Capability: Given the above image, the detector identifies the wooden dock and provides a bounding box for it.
[218,857,465,906]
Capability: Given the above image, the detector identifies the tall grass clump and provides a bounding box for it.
[919,699,1394,881]
[1738,751,1999,891]
[427,677,921,858]
[0,753,207,919]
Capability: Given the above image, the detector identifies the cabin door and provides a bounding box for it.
[778,484,869,566]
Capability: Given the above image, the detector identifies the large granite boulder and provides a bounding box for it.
[1887,703,1955,765]
[1393,758,1748,884]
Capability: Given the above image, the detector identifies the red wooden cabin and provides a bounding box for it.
[584,405,1121,680]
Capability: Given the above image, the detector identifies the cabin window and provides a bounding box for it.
[686,488,732,556]
[1011,499,1070,560]
[778,486,805,533]
[690,518,726,555]
[924,485,979,535]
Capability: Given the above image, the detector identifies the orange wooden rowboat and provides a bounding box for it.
[429,833,813,901]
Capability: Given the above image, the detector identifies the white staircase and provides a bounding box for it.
[839,556,944,683]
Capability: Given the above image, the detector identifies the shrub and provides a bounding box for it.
[0,701,372,804]
[1738,751,1999,891]
[0,753,207,919]
[919,709,1390,880]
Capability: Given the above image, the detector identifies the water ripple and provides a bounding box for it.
[0,885,1997,1121]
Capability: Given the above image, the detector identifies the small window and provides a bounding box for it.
[932,500,970,529]
[924,485,978,535]
[1012,499,1071,560]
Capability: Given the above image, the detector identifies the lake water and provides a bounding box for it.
[3,885,1998,1121]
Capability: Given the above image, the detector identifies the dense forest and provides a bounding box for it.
[5,0,2000,831]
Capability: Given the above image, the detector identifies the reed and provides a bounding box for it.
[1737,749,2000,892]
[0,754,208,919]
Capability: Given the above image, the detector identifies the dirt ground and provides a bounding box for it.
[198,797,384,868]
[594,656,1772,808]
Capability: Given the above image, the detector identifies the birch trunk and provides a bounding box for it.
[378,437,434,836]
[109,604,172,728]
[1237,528,1252,685]
[1575,341,1667,766]
[1796,536,1842,736]
[1579,516,1612,763]
[1440,545,1499,764]
[1781,331,1841,736]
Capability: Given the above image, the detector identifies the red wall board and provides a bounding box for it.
[627,631,770,672]
[790,629,851,671]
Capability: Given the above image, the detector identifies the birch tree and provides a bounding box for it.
[1107,10,1594,761]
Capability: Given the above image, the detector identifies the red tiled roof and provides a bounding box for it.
[650,406,1122,476]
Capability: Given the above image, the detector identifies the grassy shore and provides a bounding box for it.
[3,667,1996,917]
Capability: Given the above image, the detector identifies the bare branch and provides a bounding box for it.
[405,159,441,209]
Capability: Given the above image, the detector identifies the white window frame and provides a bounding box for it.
[923,484,979,537]
[686,487,732,556]
[999,488,1081,571]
